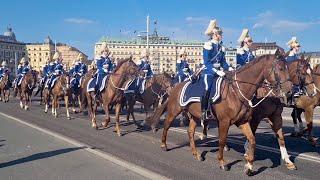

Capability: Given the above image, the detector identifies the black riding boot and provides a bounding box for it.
[201,90,210,125]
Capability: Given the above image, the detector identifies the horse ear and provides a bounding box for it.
[300,54,305,60]
[275,48,282,59]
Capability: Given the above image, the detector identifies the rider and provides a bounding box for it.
[41,58,50,87]
[176,48,192,83]
[136,49,153,94]
[70,53,87,92]
[47,51,64,89]
[200,19,233,120]
[15,57,31,88]
[93,41,112,94]
[236,29,255,68]
[109,53,117,71]
[0,61,10,81]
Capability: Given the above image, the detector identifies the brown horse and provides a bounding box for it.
[0,73,11,102]
[78,68,96,113]
[17,71,37,110]
[125,73,173,125]
[201,58,314,170]
[43,74,71,119]
[89,58,139,136]
[288,63,320,146]
[146,53,292,175]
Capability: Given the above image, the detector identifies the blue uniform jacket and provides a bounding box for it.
[139,60,153,77]
[202,40,229,75]
[177,60,191,75]
[236,47,255,67]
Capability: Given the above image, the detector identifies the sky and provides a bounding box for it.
[1,0,320,58]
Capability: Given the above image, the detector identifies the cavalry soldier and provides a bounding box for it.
[69,53,87,92]
[15,57,31,89]
[236,29,255,68]
[41,58,50,87]
[176,48,192,83]
[200,19,233,120]
[0,61,10,81]
[286,37,300,62]
[46,51,65,89]
[108,53,117,71]
[92,41,112,94]
[136,49,153,94]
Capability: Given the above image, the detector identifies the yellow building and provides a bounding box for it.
[26,37,88,71]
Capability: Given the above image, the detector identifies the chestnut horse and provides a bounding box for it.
[88,58,139,136]
[43,74,71,119]
[17,71,37,110]
[146,52,292,175]
[201,58,314,170]
[0,73,11,102]
[125,73,173,125]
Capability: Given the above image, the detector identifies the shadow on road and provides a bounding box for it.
[0,146,85,168]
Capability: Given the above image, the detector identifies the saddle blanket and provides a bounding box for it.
[45,76,59,89]
[124,78,147,94]
[179,77,223,106]
[87,75,108,92]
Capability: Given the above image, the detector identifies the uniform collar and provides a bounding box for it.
[210,39,220,45]
[289,50,297,56]
[243,46,250,51]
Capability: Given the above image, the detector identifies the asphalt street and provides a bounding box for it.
[1,97,320,180]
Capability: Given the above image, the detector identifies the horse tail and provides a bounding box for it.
[145,98,169,128]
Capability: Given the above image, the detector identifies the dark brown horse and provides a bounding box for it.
[0,73,11,102]
[200,57,314,170]
[43,74,71,119]
[125,73,173,125]
[17,71,37,110]
[146,52,292,175]
[88,58,139,136]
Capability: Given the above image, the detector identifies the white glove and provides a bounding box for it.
[228,67,234,71]
[143,69,148,73]
[216,70,225,77]
[183,68,188,72]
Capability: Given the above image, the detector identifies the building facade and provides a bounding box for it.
[0,27,26,75]
[301,51,320,68]
[26,37,88,71]
[95,32,237,74]
[250,42,284,57]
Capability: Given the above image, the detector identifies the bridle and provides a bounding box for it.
[233,59,290,107]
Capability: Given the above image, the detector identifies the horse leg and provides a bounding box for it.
[78,96,82,113]
[200,119,209,140]
[188,117,202,161]
[269,115,297,170]
[296,108,304,132]
[238,122,255,176]
[161,110,180,151]
[217,121,231,171]
[24,93,29,110]
[114,103,122,136]
[290,108,300,137]
[88,93,97,129]
[303,107,318,147]
[65,95,71,120]
[19,92,24,109]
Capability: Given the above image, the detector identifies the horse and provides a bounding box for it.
[88,58,139,136]
[124,73,173,125]
[201,57,315,170]
[69,73,85,113]
[287,63,320,147]
[0,73,11,102]
[17,71,37,110]
[43,74,71,119]
[145,52,292,175]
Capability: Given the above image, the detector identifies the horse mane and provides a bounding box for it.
[236,54,272,73]
[113,57,134,72]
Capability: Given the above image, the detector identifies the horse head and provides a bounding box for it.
[288,56,315,96]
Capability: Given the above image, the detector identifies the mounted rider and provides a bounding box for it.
[200,19,233,120]
[286,37,306,100]
[69,53,87,93]
[136,49,153,94]
[0,61,10,81]
[15,57,31,88]
[41,58,50,87]
[46,51,65,90]
[236,29,255,68]
[91,41,113,94]
[175,48,192,83]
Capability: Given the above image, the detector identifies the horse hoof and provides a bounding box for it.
[224,146,230,152]
[244,167,254,176]
[117,132,122,137]
[219,165,230,171]
[160,144,168,151]
[152,127,158,134]
[195,154,204,161]
[286,163,297,170]
[199,134,207,141]
[67,117,71,120]
[44,111,47,113]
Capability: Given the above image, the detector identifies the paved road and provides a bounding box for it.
[0,110,149,180]
[1,98,320,179]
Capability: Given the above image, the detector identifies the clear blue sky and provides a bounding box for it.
[1,0,320,58]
